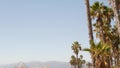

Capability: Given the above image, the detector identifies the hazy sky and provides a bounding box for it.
[0,0,108,64]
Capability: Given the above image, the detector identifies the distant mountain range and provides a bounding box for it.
[0,61,72,68]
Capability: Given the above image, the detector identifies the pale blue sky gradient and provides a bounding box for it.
[0,0,108,64]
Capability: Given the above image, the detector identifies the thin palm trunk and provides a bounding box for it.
[85,0,95,68]
[85,0,94,41]
[76,54,78,68]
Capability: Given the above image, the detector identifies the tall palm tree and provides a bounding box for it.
[71,41,81,68]
[85,0,95,67]
[108,0,120,67]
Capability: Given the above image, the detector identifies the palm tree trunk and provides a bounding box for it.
[76,54,78,68]
[85,0,95,68]
[85,0,94,41]
[108,0,120,67]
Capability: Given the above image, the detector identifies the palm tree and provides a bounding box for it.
[83,41,111,68]
[85,0,95,67]
[107,1,120,67]
[90,1,120,67]
[70,55,85,68]
[70,55,77,68]
[90,1,105,42]
[90,1,113,43]
[90,2,113,67]
[71,41,81,68]
[78,55,86,68]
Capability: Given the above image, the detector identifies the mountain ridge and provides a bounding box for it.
[0,61,71,68]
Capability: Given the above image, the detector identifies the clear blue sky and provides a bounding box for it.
[0,0,108,64]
